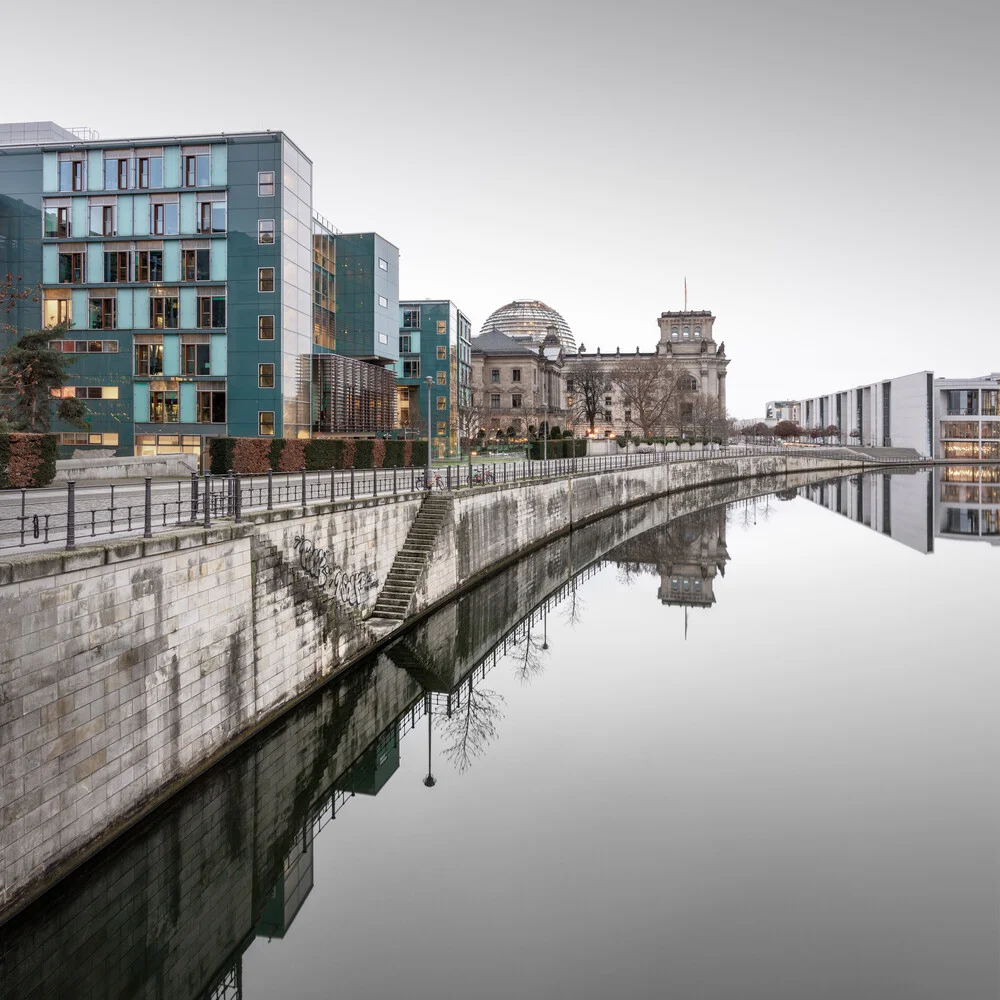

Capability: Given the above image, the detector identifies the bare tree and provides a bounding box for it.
[610,359,685,438]
[691,393,728,442]
[566,357,606,435]
[438,676,505,773]
[459,388,490,446]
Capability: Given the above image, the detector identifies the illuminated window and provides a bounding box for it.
[259,411,275,436]
[258,315,274,340]
[436,396,447,410]
[258,267,275,292]
[437,346,447,360]
[437,372,446,385]
[258,363,275,388]
[258,219,275,245]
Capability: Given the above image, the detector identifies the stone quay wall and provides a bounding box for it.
[0,453,871,922]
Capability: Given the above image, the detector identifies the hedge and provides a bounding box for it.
[528,439,587,460]
[209,437,431,475]
[0,434,58,488]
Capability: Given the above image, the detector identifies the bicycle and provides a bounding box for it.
[414,473,445,490]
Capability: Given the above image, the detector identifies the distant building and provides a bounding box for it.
[396,300,473,458]
[933,373,1000,460]
[765,400,800,422]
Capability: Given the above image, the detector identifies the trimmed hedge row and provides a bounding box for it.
[209,437,428,475]
[527,439,588,460]
[0,434,59,488]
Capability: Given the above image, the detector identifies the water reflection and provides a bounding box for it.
[795,465,1000,551]
[2,467,998,999]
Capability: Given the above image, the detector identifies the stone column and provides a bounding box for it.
[718,370,727,412]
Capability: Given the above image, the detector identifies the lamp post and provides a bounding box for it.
[423,694,436,787]
[542,402,549,463]
[424,375,434,489]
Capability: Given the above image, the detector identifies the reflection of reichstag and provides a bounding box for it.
[796,467,1000,551]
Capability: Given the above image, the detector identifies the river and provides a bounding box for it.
[2,466,997,999]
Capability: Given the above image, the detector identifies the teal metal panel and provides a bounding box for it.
[210,144,227,186]
[179,287,196,329]
[71,290,87,330]
[163,241,180,282]
[117,289,133,329]
[42,244,57,284]
[117,195,133,237]
[179,193,196,235]
[132,193,149,236]
[43,152,58,192]
[210,334,227,375]
[210,240,227,280]
[179,382,196,423]
[87,244,102,285]
[133,288,149,328]
[87,149,103,191]
[71,198,87,238]
[163,334,180,376]
[163,147,180,188]
[133,382,149,421]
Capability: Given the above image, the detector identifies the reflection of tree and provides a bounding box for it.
[510,624,547,685]
[438,677,505,773]
[560,578,586,627]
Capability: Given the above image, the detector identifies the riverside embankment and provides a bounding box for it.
[0,451,884,922]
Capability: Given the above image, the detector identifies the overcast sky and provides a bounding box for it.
[6,0,997,415]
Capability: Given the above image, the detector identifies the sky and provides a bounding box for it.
[5,0,997,416]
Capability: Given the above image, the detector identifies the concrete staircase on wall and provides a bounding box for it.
[370,492,453,621]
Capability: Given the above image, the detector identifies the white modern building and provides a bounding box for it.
[932,373,1000,460]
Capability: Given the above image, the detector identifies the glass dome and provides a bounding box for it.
[479,300,576,353]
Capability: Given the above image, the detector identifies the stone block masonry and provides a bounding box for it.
[0,453,875,922]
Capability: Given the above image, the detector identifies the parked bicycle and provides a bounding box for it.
[472,470,496,486]
[415,472,445,490]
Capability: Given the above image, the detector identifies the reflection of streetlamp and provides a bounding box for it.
[424,375,434,488]
[423,694,436,787]
[542,603,548,651]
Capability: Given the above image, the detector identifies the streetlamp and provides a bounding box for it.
[542,402,549,463]
[424,375,434,489]
[423,694,436,787]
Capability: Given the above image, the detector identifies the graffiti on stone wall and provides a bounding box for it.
[293,535,379,607]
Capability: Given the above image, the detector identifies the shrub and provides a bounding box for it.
[304,439,341,470]
[410,439,428,468]
[208,437,235,475]
[372,438,386,469]
[0,434,58,488]
[384,440,404,468]
[402,440,413,467]
[232,438,271,473]
[269,439,284,471]
[341,438,356,469]
[353,439,374,468]
[278,439,305,471]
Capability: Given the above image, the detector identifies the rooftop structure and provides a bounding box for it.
[479,299,576,353]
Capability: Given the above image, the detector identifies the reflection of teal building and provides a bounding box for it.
[255,833,315,940]
[396,299,472,458]
[338,726,400,797]
[0,123,321,460]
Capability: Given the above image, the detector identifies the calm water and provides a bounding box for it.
[3,467,999,1000]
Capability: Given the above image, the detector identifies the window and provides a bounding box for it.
[89,205,114,237]
[104,251,129,283]
[566,378,574,393]
[51,386,119,400]
[437,371,446,385]
[44,206,70,238]
[149,390,179,423]
[138,156,162,189]
[258,363,275,388]
[490,394,500,409]
[694,326,701,339]
[437,346,447,361]
[58,252,84,284]
[182,248,210,281]
[681,374,699,391]
[258,411,275,436]
[151,202,179,235]
[402,308,420,329]
[58,432,119,446]
[184,154,210,187]
[258,267,275,292]
[512,368,521,382]
[604,410,613,422]
[197,294,226,328]
[402,359,421,378]
[258,315,274,340]
[197,389,226,423]
[399,334,412,353]
[135,249,163,282]
[624,409,632,422]
[43,298,72,328]
[512,394,522,409]
[149,296,179,329]
[671,326,679,339]
[604,395,612,407]
[378,257,388,271]
[682,326,690,339]
[88,298,116,330]
[135,343,164,375]
[436,396,447,410]
[258,219,275,245]
[105,158,129,190]
[258,171,275,197]
[983,392,999,416]
[50,339,117,353]
[378,295,388,308]
[378,333,389,345]
[60,160,84,192]
[491,368,500,383]
[437,320,446,335]
[436,421,447,436]
[182,343,210,376]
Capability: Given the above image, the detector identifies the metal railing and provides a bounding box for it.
[0,446,916,554]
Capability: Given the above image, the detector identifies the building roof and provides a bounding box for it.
[479,300,576,352]
[471,329,539,356]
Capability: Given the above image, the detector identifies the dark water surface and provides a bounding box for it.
[3,468,998,999]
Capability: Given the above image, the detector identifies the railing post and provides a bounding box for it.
[447,465,452,490]
[330,466,335,502]
[65,480,76,552]
[190,471,199,522]
[143,477,153,539]
[393,466,398,495]
[203,473,212,527]
[234,474,242,523]
[373,468,378,496]
[351,468,355,500]
[267,467,273,510]
[301,468,307,512]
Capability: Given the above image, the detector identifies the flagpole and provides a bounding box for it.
[684,276,687,311]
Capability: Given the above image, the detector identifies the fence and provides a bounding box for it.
[0,446,922,554]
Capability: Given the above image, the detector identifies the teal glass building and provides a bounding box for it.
[396,300,472,458]
[0,125,320,461]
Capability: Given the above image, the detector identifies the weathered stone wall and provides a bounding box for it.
[0,454,872,921]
